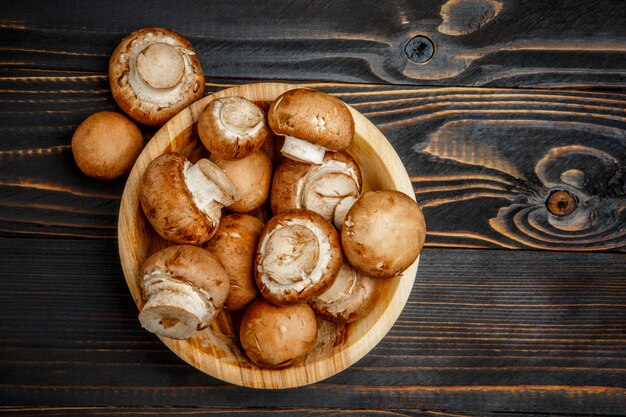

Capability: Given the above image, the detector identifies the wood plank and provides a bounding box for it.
[1,0,625,89]
[1,79,624,251]
[1,238,624,414]
[0,406,604,417]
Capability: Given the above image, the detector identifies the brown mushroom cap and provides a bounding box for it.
[203,214,264,311]
[71,111,143,180]
[198,96,270,160]
[140,153,239,244]
[255,209,342,305]
[271,150,362,223]
[267,88,354,151]
[109,27,205,126]
[210,149,273,213]
[309,262,381,323]
[138,245,230,339]
[239,298,317,368]
[341,190,426,278]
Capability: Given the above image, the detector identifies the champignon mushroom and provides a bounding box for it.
[309,261,381,323]
[140,153,240,244]
[239,298,317,368]
[271,151,362,224]
[267,88,354,165]
[138,245,229,340]
[109,27,205,126]
[71,111,144,180]
[198,96,270,160]
[209,149,272,213]
[203,214,264,311]
[255,209,342,305]
[341,190,426,279]
[333,195,358,230]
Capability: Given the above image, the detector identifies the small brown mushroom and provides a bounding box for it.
[198,96,270,160]
[240,298,317,368]
[203,214,264,311]
[138,245,230,340]
[140,153,239,244]
[255,209,342,305]
[71,111,144,180]
[109,27,205,126]
[271,151,362,225]
[210,149,273,213]
[267,88,354,164]
[341,191,426,279]
[309,261,381,323]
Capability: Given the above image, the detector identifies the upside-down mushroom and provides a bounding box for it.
[267,88,354,165]
[255,209,342,305]
[138,245,230,340]
[109,27,205,126]
[271,151,362,225]
[140,153,239,244]
[198,96,270,160]
[309,261,381,323]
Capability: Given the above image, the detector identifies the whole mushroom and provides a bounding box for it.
[267,88,354,165]
[109,27,205,126]
[341,190,426,279]
[309,261,381,323]
[210,149,273,214]
[71,111,144,180]
[255,209,343,305]
[271,150,361,224]
[240,298,318,368]
[198,96,270,160]
[138,245,230,340]
[140,153,239,244]
[203,214,264,311]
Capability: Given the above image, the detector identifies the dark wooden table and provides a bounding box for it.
[1,1,625,415]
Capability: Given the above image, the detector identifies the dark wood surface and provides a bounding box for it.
[1,0,625,415]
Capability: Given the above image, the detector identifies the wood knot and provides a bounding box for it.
[404,36,435,63]
[546,190,577,216]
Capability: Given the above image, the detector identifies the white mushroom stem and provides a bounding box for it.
[281,135,326,165]
[333,196,358,229]
[183,160,240,225]
[136,42,184,89]
[126,33,197,107]
[138,270,215,339]
[217,97,266,137]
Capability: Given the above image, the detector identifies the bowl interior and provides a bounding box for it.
[118,82,419,388]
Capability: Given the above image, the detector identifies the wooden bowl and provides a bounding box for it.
[118,82,419,389]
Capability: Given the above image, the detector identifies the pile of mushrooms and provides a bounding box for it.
[135,85,426,369]
[73,27,427,369]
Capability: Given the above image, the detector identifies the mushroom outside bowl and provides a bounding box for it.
[118,82,420,389]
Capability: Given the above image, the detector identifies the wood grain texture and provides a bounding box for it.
[1,78,624,251]
[1,1,625,414]
[0,407,605,417]
[1,239,625,414]
[1,0,625,89]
